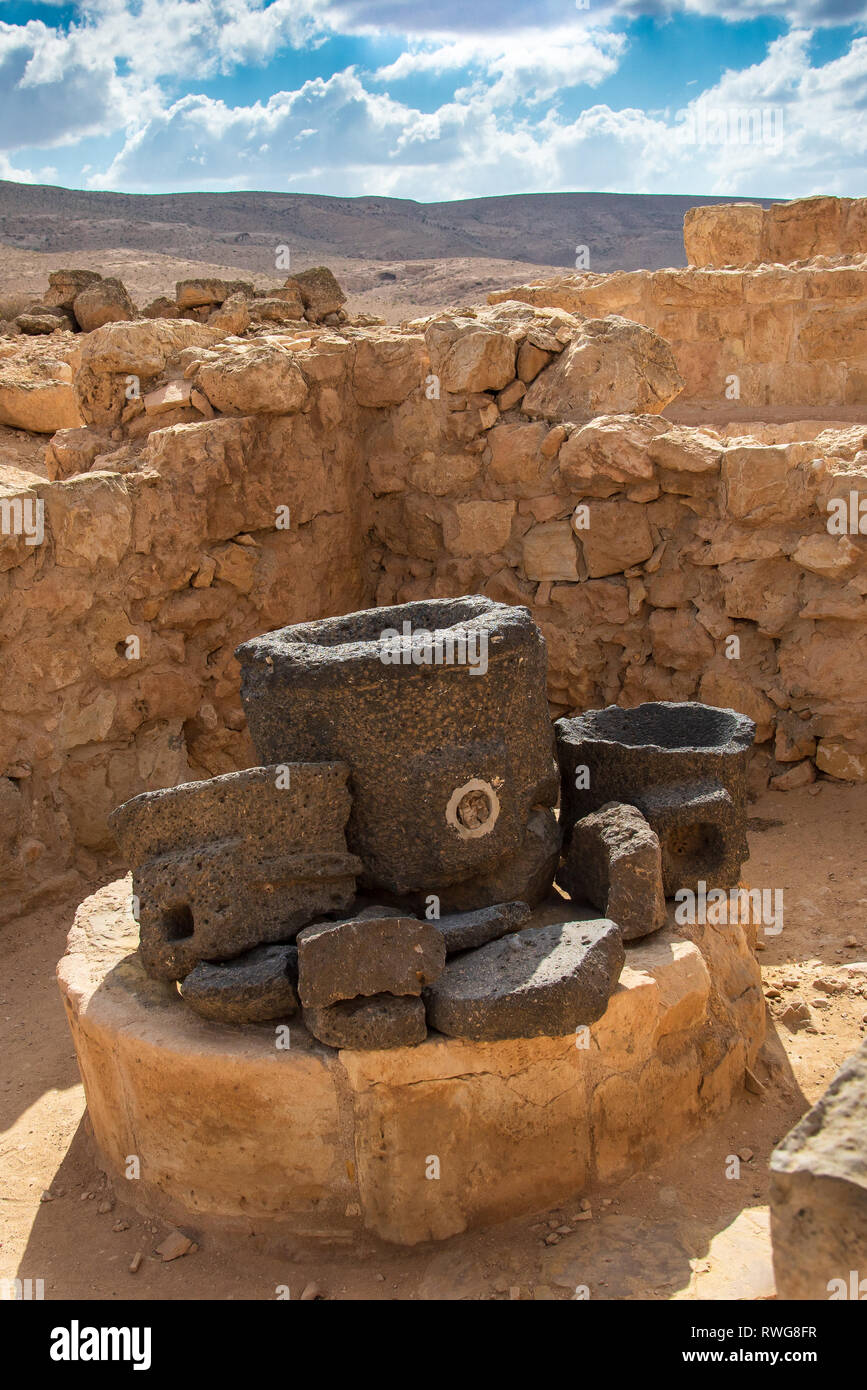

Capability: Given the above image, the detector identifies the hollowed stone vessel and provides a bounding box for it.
[236,596,561,910]
[556,701,755,895]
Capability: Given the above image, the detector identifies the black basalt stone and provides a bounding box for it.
[179,944,298,1023]
[556,701,755,896]
[303,994,427,1050]
[109,763,361,981]
[235,596,560,910]
[424,917,624,1041]
[433,900,532,954]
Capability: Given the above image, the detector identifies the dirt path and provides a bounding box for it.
[1,782,864,1301]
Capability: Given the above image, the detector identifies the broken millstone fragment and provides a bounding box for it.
[557,803,666,941]
[296,915,446,1009]
[303,994,427,1050]
[109,763,361,981]
[179,943,298,1024]
[433,900,532,954]
[770,1036,867,1299]
[424,918,624,1041]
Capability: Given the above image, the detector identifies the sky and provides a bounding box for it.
[0,0,865,200]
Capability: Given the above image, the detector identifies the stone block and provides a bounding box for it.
[109,763,361,980]
[424,917,624,1041]
[296,915,446,1008]
[557,802,666,940]
[433,900,532,953]
[303,994,427,1050]
[180,943,298,1023]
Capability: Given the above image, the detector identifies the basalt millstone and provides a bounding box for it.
[296,914,446,1009]
[235,596,560,908]
[109,763,362,981]
[557,802,666,941]
[556,702,755,896]
[303,994,427,1050]
[424,918,624,1042]
[434,900,532,954]
[179,944,298,1024]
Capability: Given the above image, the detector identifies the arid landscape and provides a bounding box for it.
[0,183,773,326]
[0,183,865,1312]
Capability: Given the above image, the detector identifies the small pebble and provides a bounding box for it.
[129,1251,143,1274]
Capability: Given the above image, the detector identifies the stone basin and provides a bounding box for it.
[57,878,764,1247]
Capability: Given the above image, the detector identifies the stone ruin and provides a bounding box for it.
[104,597,758,1054]
[58,594,766,1242]
[108,596,636,1047]
[3,191,859,1251]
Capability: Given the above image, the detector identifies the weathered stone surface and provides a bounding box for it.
[425,918,624,1041]
[522,519,579,581]
[43,268,102,311]
[180,943,298,1023]
[303,993,427,1050]
[176,278,253,309]
[433,900,532,953]
[142,296,181,320]
[194,341,308,415]
[143,379,193,415]
[109,763,361,980]
[0,352,80,431]
[351,334,428,407]
[250,297,306,325]
[73,277,135,332]
[684,203,765,268]
[208,293,250,335]
[521,316,682,421]
[577,499,655,578]
[16,311,74,335]
[557,702,755,895]
[557,802,666,940]
[770,1037,867,1300]
[291,267,346,321]
[438,325,517,393]
[297,915,445,1008]
[237,597,560,908]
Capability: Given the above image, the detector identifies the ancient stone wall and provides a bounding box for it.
[684,196,867,268]
[490,263,867,407]
[1,253,866,923]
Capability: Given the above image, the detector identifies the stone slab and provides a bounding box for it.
[424,917,625,1041]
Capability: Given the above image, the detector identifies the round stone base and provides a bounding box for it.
[57,878,765,1246]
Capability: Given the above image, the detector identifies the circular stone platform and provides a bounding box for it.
[57,879,765,1247]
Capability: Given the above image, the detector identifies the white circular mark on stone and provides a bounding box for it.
[445,778,500,840]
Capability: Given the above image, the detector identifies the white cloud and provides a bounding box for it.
[85,23,867,199]
[373,27,627,105]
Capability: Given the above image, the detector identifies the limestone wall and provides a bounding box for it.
[684,196,867,268]
[1,293,866,924]
[489,263,867,407]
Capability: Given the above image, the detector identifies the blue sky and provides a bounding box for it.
[0,1,865,199]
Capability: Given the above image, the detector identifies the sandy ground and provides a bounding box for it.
[1,781,864,1302]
